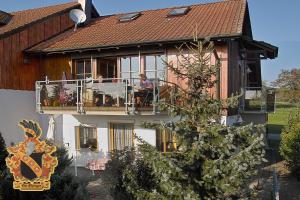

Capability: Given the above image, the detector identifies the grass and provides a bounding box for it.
[267,102,300,134]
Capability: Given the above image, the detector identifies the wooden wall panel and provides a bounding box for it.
[11,33,20,89]
[41,55,72,81]
[0,10,77,91]
[3,37,11,88]
[60,12,74,31]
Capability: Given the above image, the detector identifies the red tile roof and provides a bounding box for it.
[0,2,79,37]
[28,0,248,53]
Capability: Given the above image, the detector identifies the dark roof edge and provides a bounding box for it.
[25,33,243,55]
[242,37,278,59]
[0,4,80,40]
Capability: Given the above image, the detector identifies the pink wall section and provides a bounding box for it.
[166,44,229,100]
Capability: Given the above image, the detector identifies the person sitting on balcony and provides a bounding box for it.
[97,75,103,83]
[104,95,113,107]
[139,74,153,90]
[137,74,154,107]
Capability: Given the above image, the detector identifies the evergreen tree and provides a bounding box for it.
[0,132,8,174]
[114,40,266,199]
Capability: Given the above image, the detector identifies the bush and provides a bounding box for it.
[0,132,8,174]
[280,111,300,179]
[102,148,155,200]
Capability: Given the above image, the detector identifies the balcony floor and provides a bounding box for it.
[40,106,166,116]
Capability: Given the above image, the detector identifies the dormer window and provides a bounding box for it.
[119,12,141,22]
[168,7,190,17]
[0,10,12,25]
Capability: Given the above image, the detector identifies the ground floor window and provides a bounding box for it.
[75,126,98,151]
[109,123,134,151]
[156,129,177,153]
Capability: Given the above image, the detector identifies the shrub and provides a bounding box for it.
[280,111,300,179]
[0,132,8,174]
[102,148,155,200]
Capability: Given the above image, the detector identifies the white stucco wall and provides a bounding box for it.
[0,89,40,146]
[51,114,169,166]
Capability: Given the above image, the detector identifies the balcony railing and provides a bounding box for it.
[36,78,170,115]
[241,87,266,112]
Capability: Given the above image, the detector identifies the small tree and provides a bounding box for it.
[108,40,266,199]
[0,132,8,174]
[280,110,300,179]
[271,68,300,103]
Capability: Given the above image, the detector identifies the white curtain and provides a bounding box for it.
[112,124,133,150]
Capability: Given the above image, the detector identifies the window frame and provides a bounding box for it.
[144,54,167,81]
[167,7,190,17]
[75,126,98,151]
[119,12,141,22]
[120,56,140,81]
[156,129,177,153]
[72,59,93,79]
[109,123,134,151]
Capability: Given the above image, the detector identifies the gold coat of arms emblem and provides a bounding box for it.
[5,120,58,191]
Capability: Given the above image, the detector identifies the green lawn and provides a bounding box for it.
[267,102,300,134]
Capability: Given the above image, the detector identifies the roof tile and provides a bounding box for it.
[0,2,79,37]
[29,0,248,53]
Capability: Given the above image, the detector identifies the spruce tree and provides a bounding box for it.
[118,40,266,199]
[0,132,8,174]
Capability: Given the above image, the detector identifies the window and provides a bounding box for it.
[76,126,98,151]
[119,12,141,22]
[73,59,92,79]
[96,58,117,79]
[109,123,134,151]
[0,11,12,25]
[120,56,140,82]
[168,7,190,16]
[156,129,177,153]
[145,55,166,80]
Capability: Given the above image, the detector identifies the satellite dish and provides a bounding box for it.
[69,9,87,31]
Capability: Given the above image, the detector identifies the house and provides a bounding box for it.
[0,0,277,166]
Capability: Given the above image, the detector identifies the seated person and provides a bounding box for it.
[104,95,113,107]
[94,94,103,107]
[139,74,153,90]
[136,74,154,107]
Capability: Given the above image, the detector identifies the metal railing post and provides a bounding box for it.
[125,79,128,114]
[131,84,135,114]
[80,80,84,114]
[76,80,79,113]
[153,79,156,114]
[156,79,161,114]
[36,82,42,113]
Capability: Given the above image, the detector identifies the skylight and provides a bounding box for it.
[0,10,12,25]
[119,12,141,22]
[168,7,190,16]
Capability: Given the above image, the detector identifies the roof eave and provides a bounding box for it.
[0,3,81,40]
[26,33,243,55]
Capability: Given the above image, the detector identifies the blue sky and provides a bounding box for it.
[2,0,300,82]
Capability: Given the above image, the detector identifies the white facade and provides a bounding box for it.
[50,114,170,166]
[0,89,41,146]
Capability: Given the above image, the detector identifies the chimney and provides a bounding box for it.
[78,0,92,21]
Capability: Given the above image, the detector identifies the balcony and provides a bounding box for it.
[36,78,170,115]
